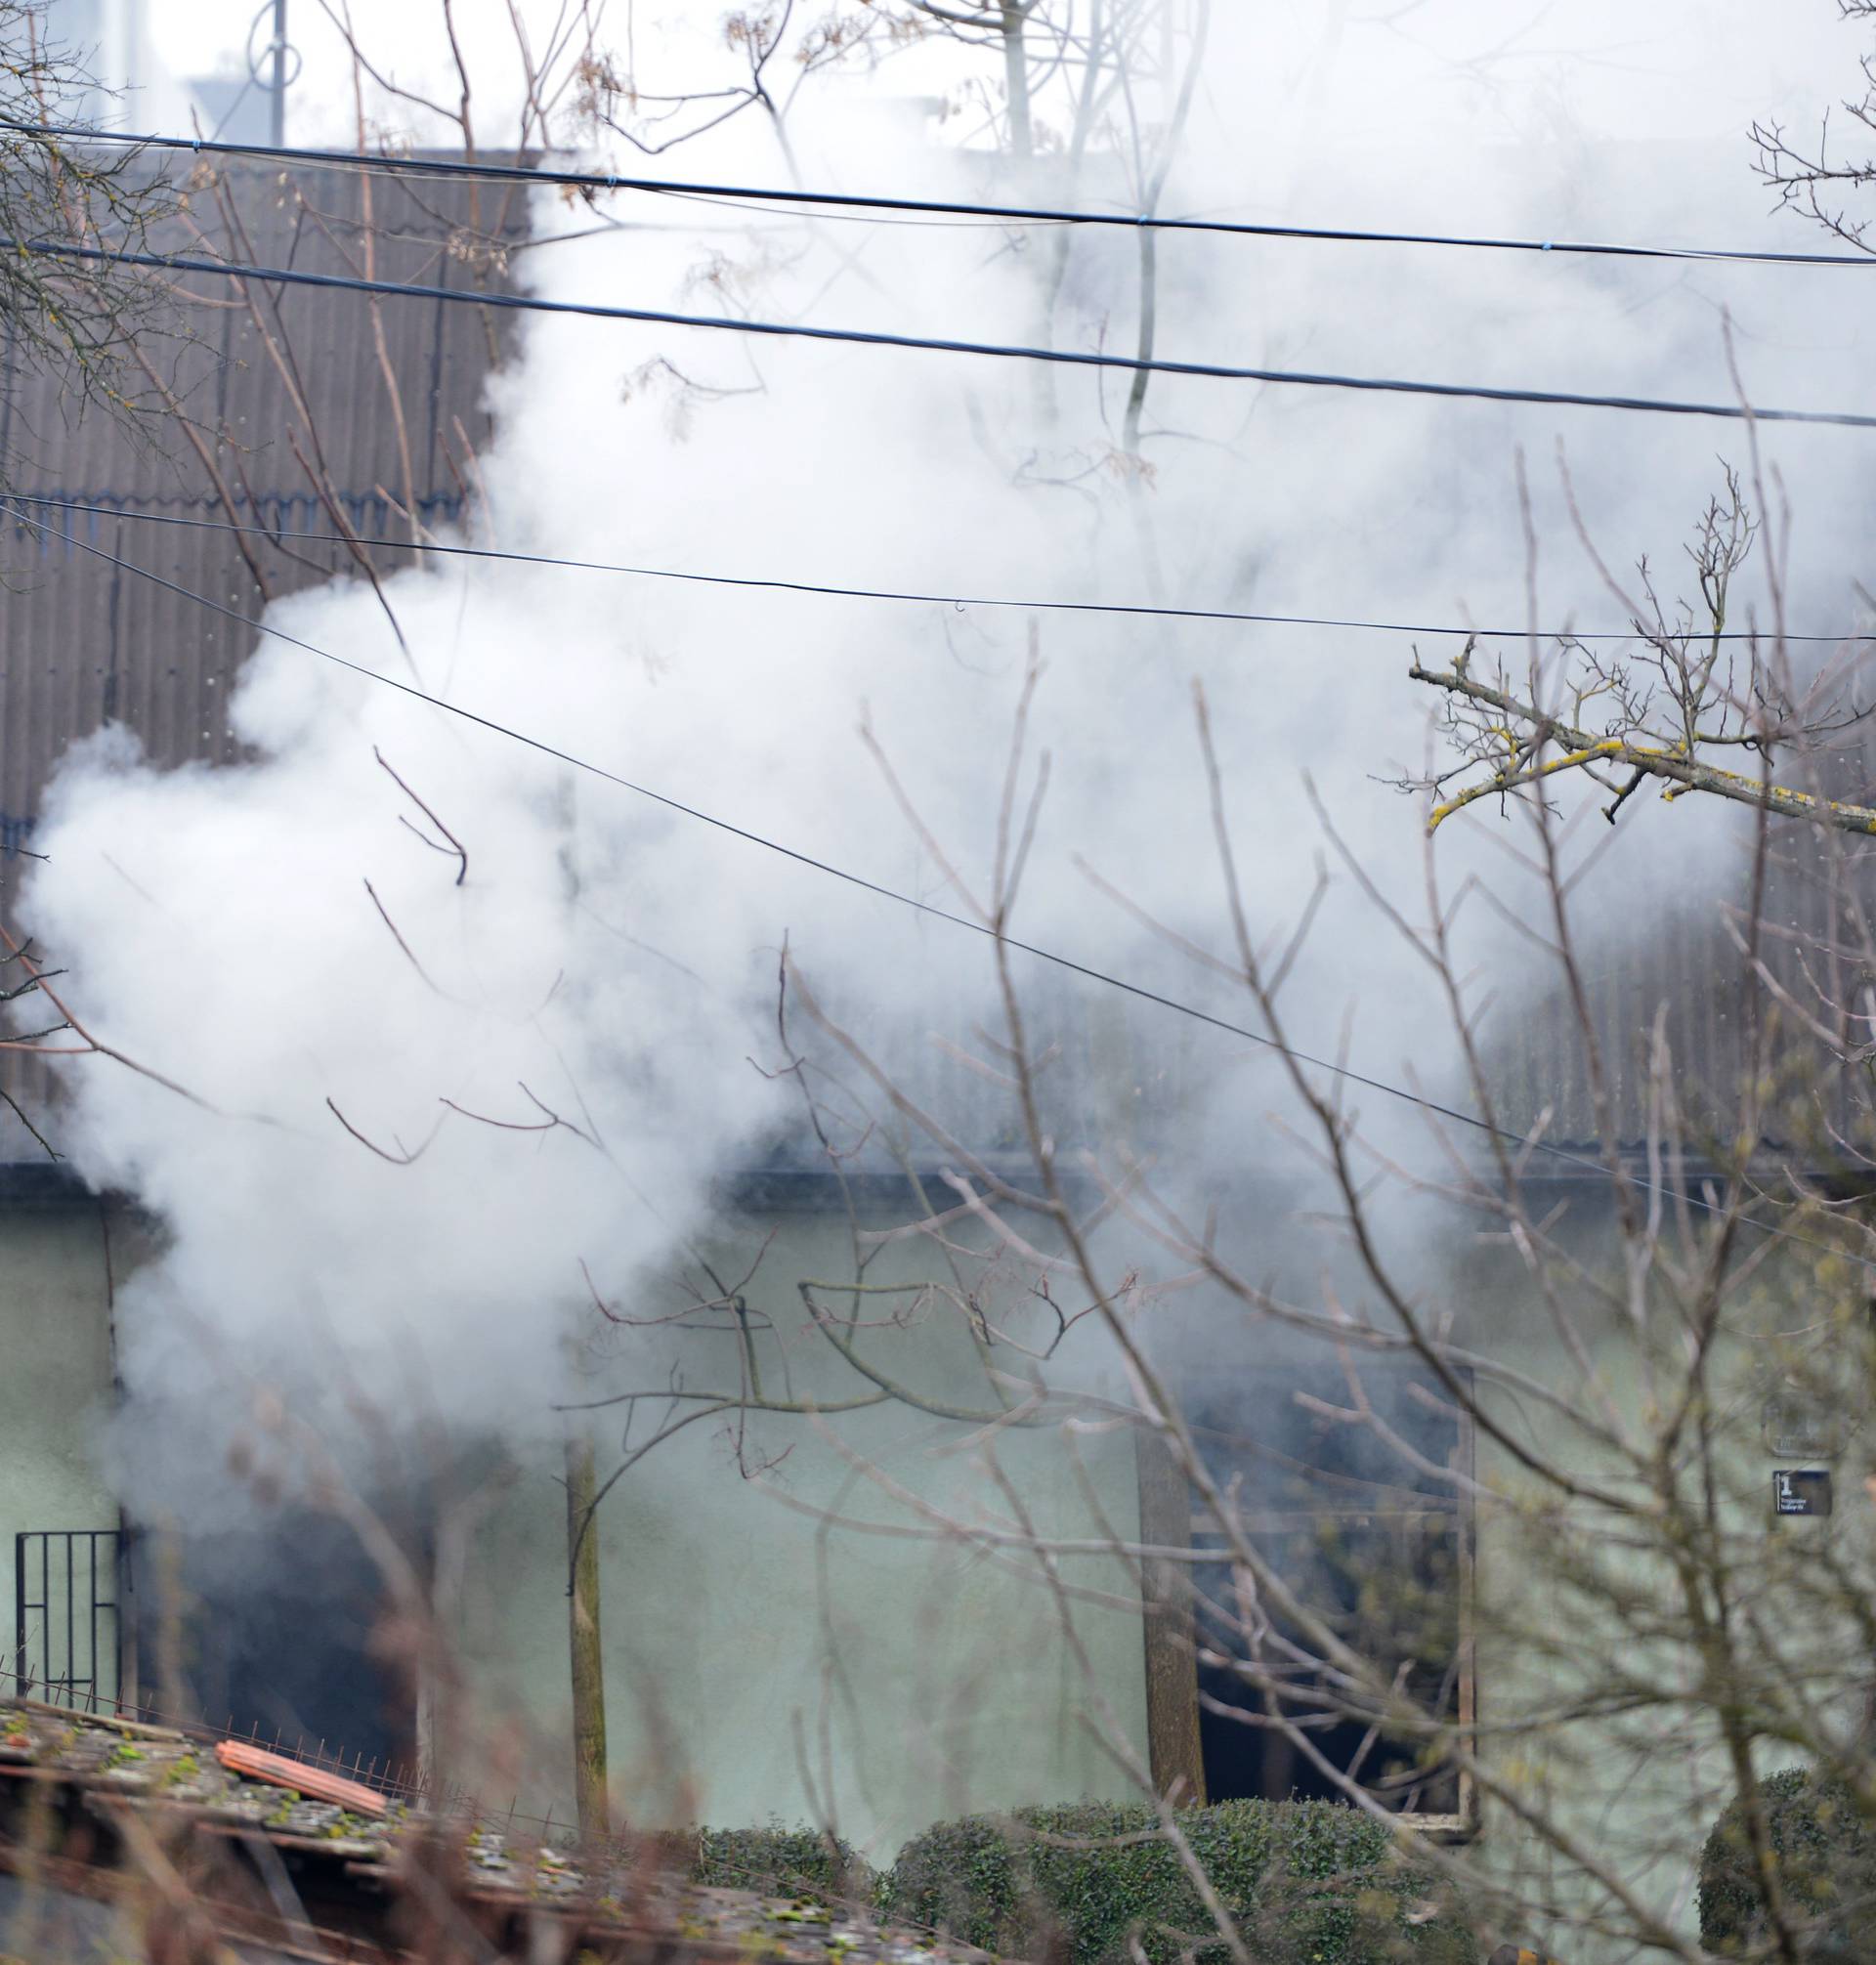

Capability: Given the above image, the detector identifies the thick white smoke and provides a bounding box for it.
[18,0,1876,1502]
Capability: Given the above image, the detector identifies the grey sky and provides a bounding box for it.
[93,2,1865,171]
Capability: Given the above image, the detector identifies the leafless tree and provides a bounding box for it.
[44,14,1876,1960]
[0,4,185,1153]
[1405,460,1876,839]
[0,2,182,478]
[1753,2,1876,257]
[780,530,1876,1961]
[198,0,1224,1843]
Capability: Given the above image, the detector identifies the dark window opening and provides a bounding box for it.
[1182,1363,1471,1821]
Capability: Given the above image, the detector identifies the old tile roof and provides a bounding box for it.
[0,1697,992,1964]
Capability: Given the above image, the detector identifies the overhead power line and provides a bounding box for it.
[15,493,1870,647]
[9,503,1437,1104]
[14,238,1876,431]
[9,117,1876,269]
[13,499,1868,1287]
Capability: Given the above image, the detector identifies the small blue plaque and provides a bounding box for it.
[1773,1470,1832,1517]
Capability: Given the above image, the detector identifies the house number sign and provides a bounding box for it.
[1773,1469,1832,1517]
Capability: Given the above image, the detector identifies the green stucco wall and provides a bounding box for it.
[8,1172,1861,1953]
[449,1203,1151,1864]
[0,1199,121,1703]
[1451,1202,1873,1961]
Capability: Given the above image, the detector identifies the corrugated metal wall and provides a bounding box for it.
[0,156,525,1132]
[0,155,1849,1166]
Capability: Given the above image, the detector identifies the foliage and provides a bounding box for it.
[881,1800,1477,1965]
[691,1821,864,1901]
[1699,1769,1876,1956]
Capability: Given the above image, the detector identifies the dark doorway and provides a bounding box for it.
[1183,1362,1470,1817]
[142,1509,414,1775]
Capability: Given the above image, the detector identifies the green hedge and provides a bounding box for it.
[881,1799,1476,1965]
[1699,1769,1876,1955]
[690,1821,863,1901]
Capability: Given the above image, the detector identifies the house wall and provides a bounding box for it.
[7,1163,1856,1950]
[0,1193,121,1703]
[451,1176,1859,1910]
[1454,1196,1873,1961]
[449,1197,1152,1866]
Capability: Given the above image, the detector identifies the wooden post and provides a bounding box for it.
[1135,1428,1207,1805]
[564,1433,611,1841]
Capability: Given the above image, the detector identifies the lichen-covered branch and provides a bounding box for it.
[1410,657,1876,836]
[1406,473,1876,838]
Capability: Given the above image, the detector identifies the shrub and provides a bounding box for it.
[690,1821,863,1901]
[882,1799,1476,1965]
[1699,1769,1876,1956]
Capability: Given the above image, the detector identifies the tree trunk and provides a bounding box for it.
[565,1433,611,1841]
[1001,4,1033,159]
[1135,1428,1207,1804]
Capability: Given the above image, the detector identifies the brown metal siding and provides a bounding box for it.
[0,158,1845,1166]
[0,157,523,1132]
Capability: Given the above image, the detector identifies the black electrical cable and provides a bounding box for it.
[10,116,1876,269]
[15,237,1876,430]
[14,498,1861,1283]
[15,492,1868,647]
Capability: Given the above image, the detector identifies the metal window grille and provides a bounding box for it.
[12,1530,122,1712]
